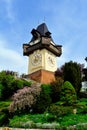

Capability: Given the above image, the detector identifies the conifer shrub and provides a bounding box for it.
[9,83,41,114]
[60,81,77,105]
[33,84,52,113]
[63,61,82,94]
[50,77,64,102]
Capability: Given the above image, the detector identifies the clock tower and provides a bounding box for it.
[23,23,62,84]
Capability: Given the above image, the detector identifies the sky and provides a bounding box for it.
[0,0,87,75]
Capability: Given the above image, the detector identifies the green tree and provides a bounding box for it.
[0,71,15,100]
[63,61,82,94]
[0,71,31,100]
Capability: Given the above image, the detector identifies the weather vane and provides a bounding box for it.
[43,16,46,22]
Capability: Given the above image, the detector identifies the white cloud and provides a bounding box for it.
[1,0,15,22]
[0,37,28,74]
[57,44,71,67]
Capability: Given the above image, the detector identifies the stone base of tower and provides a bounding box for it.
[28,69,55,84]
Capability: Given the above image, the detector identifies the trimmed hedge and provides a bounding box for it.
[60,81,77,105]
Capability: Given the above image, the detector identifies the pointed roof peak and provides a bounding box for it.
[36,23,51,37]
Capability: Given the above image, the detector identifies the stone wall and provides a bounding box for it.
[28,69,55,84]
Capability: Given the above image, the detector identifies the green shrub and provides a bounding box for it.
[11,79,31,91]
[0,111,9,126]
[22,79,31,87]
[0,71,31,100]
[0,112,6,125]
[47,104,73,117]
[76,105,87,114]
[51,77,64,102]
[0,71,15,100]
[0,100,11,126]
[0,100,11,110]
[11,79,23,90]
[33,84,52,113]
[9,79,31,98]
[0,83,4,99]
[60,81,77,105]
[9,112,87,129]
[77,124,87,130]
[9,113,56,128]
[79,98,87,103]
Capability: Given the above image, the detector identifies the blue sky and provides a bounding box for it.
[0,0,87,74]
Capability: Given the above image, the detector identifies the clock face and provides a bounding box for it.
[32,52,42,66]
[47,55,55,67]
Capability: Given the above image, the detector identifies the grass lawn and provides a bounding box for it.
[9,113,87,129]
[1,98,87,129]
[0,100,11,111]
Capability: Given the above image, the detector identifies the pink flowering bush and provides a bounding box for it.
[9,83,41,114]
